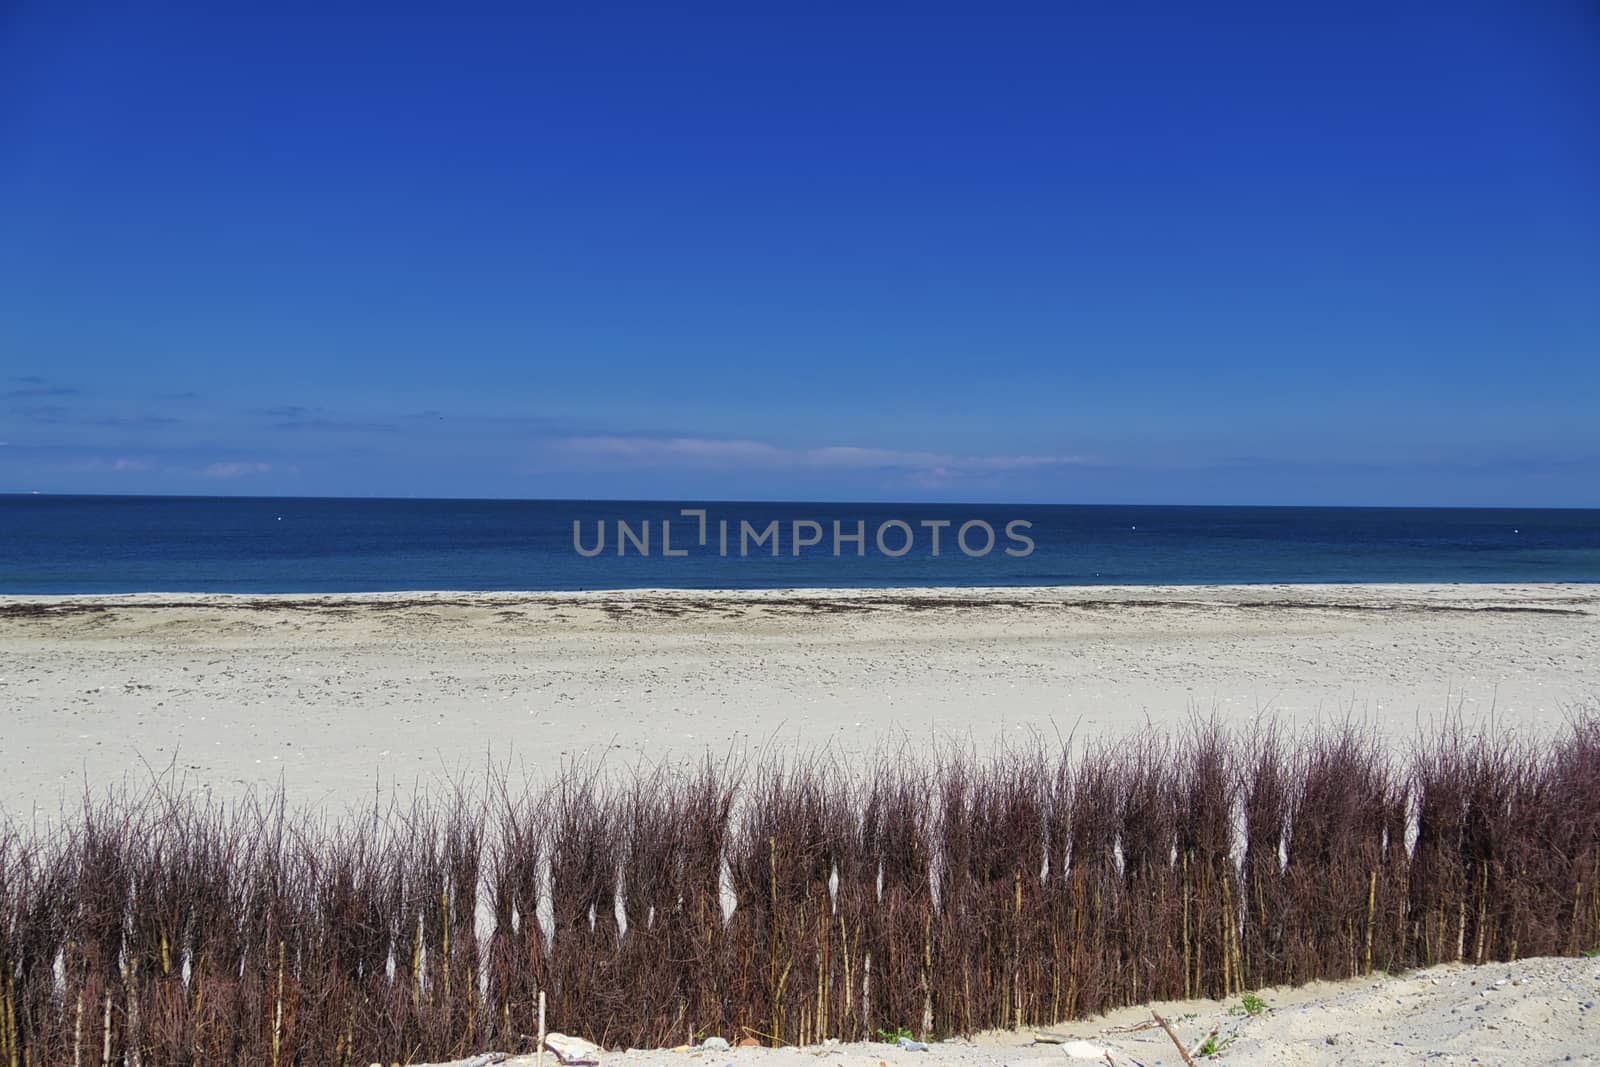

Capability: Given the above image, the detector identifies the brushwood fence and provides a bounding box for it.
[1,715,1597,1065]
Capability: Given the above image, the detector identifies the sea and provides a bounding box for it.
[1,495,1598,594]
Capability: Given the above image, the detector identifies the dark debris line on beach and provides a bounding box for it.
[1,715,1598,1064]
[0,592,1588,623]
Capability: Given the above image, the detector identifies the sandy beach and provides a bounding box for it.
[1,582,1594,815]
[3,586,1598,1065]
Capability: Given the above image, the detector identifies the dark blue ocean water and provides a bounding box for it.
[1,495,1597,594]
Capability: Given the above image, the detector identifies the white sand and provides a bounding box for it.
[414,955,1599,1066]
[0,583,1594,815]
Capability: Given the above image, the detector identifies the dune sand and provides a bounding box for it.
[0,582,1595,816]
[597,954,1600,1066]
[399,955,1600,1066]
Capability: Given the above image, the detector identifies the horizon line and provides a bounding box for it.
[2,490,1598,512]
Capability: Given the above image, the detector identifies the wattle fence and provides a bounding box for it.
[2,714,1597,1065]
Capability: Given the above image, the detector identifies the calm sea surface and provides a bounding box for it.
[1,495,1597,594]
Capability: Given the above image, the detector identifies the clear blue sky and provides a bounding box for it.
[2,6,1596,505]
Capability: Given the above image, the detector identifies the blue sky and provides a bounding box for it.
[2,6,1596,505]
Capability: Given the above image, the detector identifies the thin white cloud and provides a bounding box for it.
[202,461,274,479]
[565,436,788,465]
[556,435,1088,482]
[66,457,150,474]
